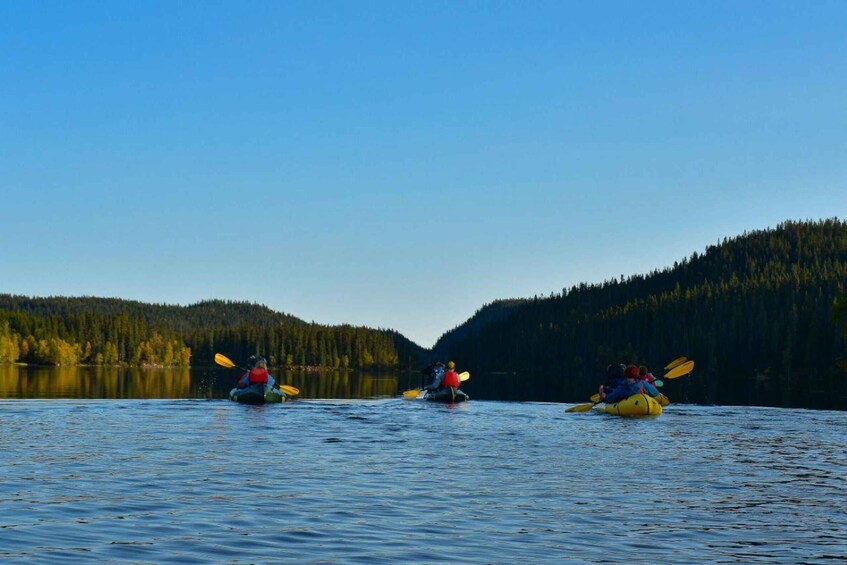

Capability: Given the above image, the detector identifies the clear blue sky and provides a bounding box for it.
[2,1,845,347]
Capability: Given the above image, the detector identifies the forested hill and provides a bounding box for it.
[0,296,424,370]
[434,219,847,409]
[0,297,305,332]
[434,299,528,351]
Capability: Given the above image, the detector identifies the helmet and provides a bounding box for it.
[447,361,455,370]
[624,364,639,380]
[255,357,268,369]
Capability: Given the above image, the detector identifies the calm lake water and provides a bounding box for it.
[1,367,846,563]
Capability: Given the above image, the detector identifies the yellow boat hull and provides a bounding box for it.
[597,393,663,417]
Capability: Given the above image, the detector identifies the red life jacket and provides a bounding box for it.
[248,368,269,384]
[443,370,460,388]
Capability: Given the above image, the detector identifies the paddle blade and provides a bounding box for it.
[664,356,687,370]
[654,380,664,388]
[214,353,236,369]
[459,371,470,382]
[565,402,595,413]
[664,360,694,379]
[280,385,300,396]
[590,393,601,403]
[403,389,422,400]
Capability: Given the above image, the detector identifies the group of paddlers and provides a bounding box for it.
[598,363,662,403]
[421,361,463,391]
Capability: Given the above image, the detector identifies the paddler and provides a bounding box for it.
[638,365,657,384]
[236,356,276,390]
[422,362,446,391]
[442,361,461,391]
[599,363,626,397]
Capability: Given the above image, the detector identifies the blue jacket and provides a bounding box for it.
[423,366,445,391]
[604,380,659,404]
[601,377,626,394]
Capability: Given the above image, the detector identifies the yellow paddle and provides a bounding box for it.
[214,353,239,369]
[664,360,694,379]
[664,356,688,370]
[563,392,599,410]
[278,385,301,396]
[214,353,301,396]
[403,371,469,400]
[565,401,597,413]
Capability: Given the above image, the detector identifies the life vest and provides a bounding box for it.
[248,368,269,384]
[443,370,460,388]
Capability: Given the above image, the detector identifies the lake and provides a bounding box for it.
[1,366,845,563]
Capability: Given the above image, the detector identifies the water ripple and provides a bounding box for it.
[0,400,846,562]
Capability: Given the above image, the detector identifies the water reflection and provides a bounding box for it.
[459,371,585,402]
[0,366,406,400]
[0,365,192,399]
[278,370,401,399]
[2,365,840,406]
[0,366,605,402]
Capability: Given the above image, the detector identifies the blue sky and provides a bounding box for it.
[2,1,845,347]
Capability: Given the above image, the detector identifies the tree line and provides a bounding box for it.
[0,298,423,369]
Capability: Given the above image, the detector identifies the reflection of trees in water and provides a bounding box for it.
[1,366,401,399]
[194,370,218,400]
[0,366,621,402]
[120,367,192,398]
[278,370,399,399]
[0,366,192,399]
[463,372,584,402]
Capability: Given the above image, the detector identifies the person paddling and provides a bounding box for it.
[638,365,657,385]
[421,362,445,391]
[600,364,659,403]
[442,361,461,390]
[236,356,276,390]
[419,361,469,403]
[599,363,626,397]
